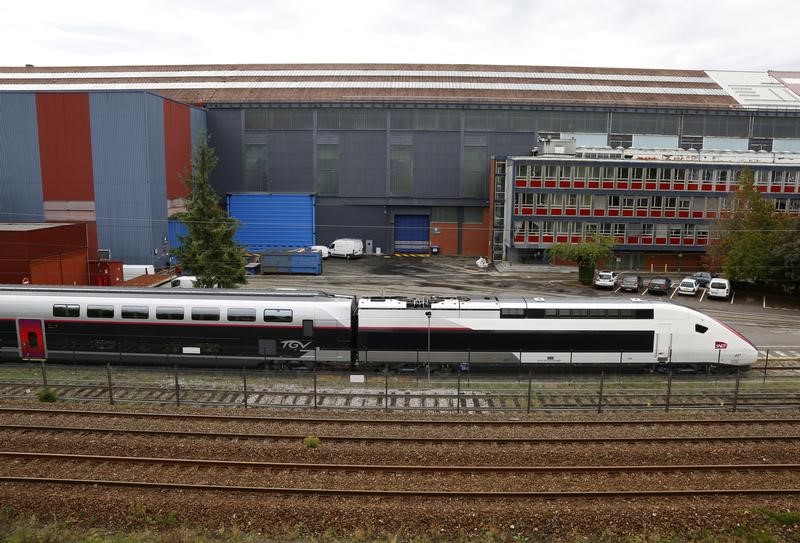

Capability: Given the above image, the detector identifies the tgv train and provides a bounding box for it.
[0,286,758,371]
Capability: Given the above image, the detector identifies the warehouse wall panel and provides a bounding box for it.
[90,92,160,265]
[266,131,314,193]
[0,93,44,222]
[163,100,192,200]
[413,132,461,198]
[339,131,387,198]
[36,93,94,201]
[207,109,243,193]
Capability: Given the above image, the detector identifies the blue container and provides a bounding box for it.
[260,248,321,275]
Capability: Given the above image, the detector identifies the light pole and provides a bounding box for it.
[425,311,432,383]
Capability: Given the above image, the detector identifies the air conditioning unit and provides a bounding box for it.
[97,249,111,261]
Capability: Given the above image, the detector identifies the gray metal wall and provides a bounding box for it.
[208,109,243,191]
[339,131,387,198]
[413,131,461,198]
[267,131,314,192]
[0,93,44,222]
[90,92,166,266]
[316,203,388,249]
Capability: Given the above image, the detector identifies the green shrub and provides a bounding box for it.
[36,388,58,403]
[303,435,320,449]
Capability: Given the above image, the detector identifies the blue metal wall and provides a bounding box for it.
[90,92,166,266]
[0,93,45,222]
[227,193,315,252]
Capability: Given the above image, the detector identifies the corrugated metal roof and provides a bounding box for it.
[0,68,716,83]
[0,63,779,108]
[0,80,729,94]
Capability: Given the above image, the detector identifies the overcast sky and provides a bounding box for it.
[1,0,797,71]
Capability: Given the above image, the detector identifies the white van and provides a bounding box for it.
[329,238,364,259]
[707,278,731,299]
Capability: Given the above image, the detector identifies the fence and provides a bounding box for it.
[1,362,799,412]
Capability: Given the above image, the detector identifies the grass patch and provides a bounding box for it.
[303,435,320,448]
[36,387,58,402]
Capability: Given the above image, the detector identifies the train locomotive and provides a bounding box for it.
[0,286,758,371]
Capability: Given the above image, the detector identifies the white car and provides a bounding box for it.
[308,245,330,259]
[594,271,619,289]
[707,278,731,299]
[677,278,700,296]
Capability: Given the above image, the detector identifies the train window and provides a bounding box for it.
[87,305,114,318]
[606,309,620,318]
[525,309,546,318]
[264,309,292,322]
[121,306,149,319]
[589,309,606,318]
[636,309,654,319]
[695,324,708,334]
[228,308,256,322]
[302,319,314,337]
[191,307,220,321]
[544,308,558,318]
[619,309,635,319]
[156,307,185,320]
[52,304,80,318]
[572,308,589,318]
[499,308,525,318]
[557,309,571,318]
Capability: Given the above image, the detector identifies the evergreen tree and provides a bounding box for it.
[710,166,795,287]
[172,133,247,288]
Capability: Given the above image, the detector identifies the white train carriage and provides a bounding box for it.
[0,287,355,367]
[356,296,757,369]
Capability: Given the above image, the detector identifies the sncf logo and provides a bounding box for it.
[715,341,728,349]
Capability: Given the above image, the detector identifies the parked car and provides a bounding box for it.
[619,275,643,292]
[308,245,330,259]
[594,270,619,289]
[677,278,700,296]
[707,278,731,299]
[689,271,715,288]
[646,276,672,295]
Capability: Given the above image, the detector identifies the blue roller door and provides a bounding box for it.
[227,194,315,252]
[394,215,430,253]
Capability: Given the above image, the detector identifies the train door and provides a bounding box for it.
[17,319,46,360]
[655,326,672,363]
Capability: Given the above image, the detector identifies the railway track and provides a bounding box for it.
[3,424,800,445]
[4,451,800,475]
[4,406,800,427]
[4,477,798,498]
[2,381,800,411]
[3,451,799,498]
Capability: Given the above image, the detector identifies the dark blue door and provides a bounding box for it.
[394,215,430,253]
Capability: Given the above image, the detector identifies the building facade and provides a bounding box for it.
[2,64,800,264]
[497,141,800,270]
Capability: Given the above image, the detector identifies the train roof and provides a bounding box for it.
[0,286,351,302]
[357,295,674,310]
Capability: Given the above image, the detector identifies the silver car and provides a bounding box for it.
[677,278,699,296]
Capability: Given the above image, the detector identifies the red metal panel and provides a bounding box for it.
[163,100,192,200]
[515,179,526,187]
[573,181,585,188]
[544,180,556,188]
[631,182,642,190]
[36,93,94,201]
[559,180,570,188]
[674,183,684,190]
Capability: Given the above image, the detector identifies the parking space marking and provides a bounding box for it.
[669,287,678,300]
[699,288,706,302]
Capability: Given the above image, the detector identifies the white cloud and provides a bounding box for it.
[0,0,798,70]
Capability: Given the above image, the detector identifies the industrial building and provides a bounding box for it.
[1,64,800,273]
